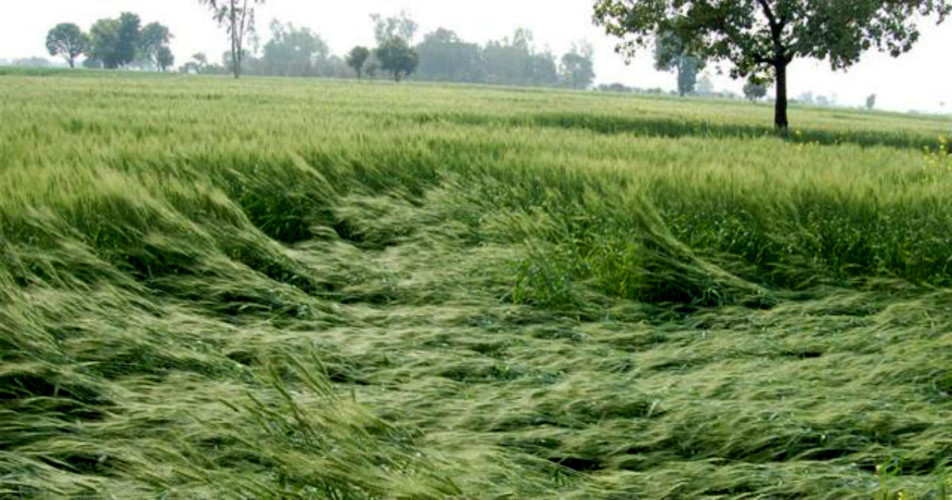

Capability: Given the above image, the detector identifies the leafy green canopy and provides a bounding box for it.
[45,23,88,68]
[594,0,950,78]
[594,0,950,128]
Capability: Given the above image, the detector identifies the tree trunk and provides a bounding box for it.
[676,65,684,97]
[68,57,75,69]
[231,9,240,79]
[773,62,789,130]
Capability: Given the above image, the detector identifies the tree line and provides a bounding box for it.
[46,14,174,71]
[185,11,596,89]
[46,8,594,90]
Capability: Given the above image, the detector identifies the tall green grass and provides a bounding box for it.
[1,73,951,499]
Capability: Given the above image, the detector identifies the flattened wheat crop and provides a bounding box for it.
[2,71,952,500]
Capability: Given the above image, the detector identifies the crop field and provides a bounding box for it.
[2,71,952,500]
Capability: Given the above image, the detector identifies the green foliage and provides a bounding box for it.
[744,80,769,101]
[559,41,595,90]
[259,21,330,77]
[156,46,174,72]
[375,37,419,82]
[115,12,142,67]
[415,28,483,82]
[2,73,952,500]
[594,0,952,128]
[88,18,123,69]
[45,23,88,68]
[345,46,370,79]
[138,22,172,71]
[370,10,418,46]
[654,30,704,96]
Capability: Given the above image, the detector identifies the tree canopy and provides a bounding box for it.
[46,23,88,68]
[260,21,329,77]
[560,42,596,89]
[594,0,952,129]
[346,46,371,80]
[139,23,173,70]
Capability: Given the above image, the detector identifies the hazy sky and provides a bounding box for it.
[3,0,950,113]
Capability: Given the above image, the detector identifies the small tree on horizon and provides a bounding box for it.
[157,46,175,72]
[346,46,371,80]
[866,94,877,111]
[46,23,88,68]
[376,38,419,82]
[371,12,419,82]
[743,80,768,102]
[594,0,952,130]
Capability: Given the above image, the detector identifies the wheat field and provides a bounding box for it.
[2,70,952,499]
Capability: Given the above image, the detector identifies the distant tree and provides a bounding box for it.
[89,18,123,69]
[198,0,265,79]
[12,57,53,68]
[376,38,419,82]
[139,22,172,70]
[654,31,703,97]
[46,23,88,68]
[181,52,208,73]
[415,28,483,82]
[157,46,175,72]
[594,0,952,130]
[371,12,419,82]
[370,11,418,45]
[598,82,633,93]
[743,80,768,101]
[346,46,370,79]
[364,53,381,79]
[866,94,877,111]
[483,29,559,87]
[696,74,714,95]
[260,21,329,77]
[560,41,595,89]
[116,13,142,67]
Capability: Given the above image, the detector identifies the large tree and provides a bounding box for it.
[139,22,172,70]
[199,0,265,79]
[593,0,951,130]
[261,21,329,77]
[376,38,419,82]
[115,13,142,67]
[371,12,420,82]
[415,28,483,82]
[46,23,88,68]
[560,42,596,89]
[157,46,175,72]
[89,18,123,69]
[88,14,141,69]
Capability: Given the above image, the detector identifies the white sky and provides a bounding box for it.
[3,0,950,113]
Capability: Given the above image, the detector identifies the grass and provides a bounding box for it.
[1,71,952,500]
